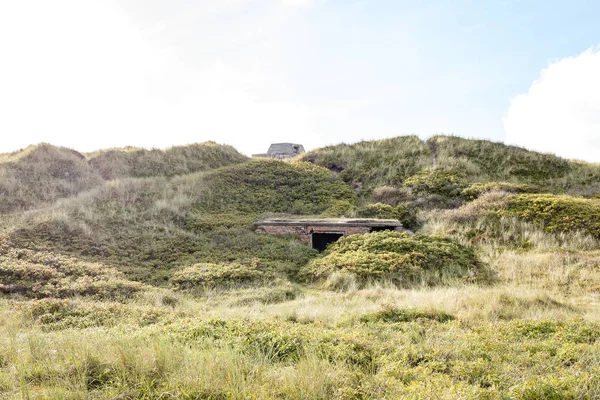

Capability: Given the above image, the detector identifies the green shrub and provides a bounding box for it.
[356,202,417,229]
[460,181,536,200]
[403,168,466,196]
[184,212,257,231]
[23,298,167,330]
[194,160,357,214]
[0,248,145,299]
[309,231,482,287]
[360,305,455,323]
[502,194,600,238]
[171,261,268,289]
[323,199,356,217]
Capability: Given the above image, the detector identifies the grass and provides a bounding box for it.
[300,135,432,197]
[302,135,600,202]
[2,278,600,398]
[3,136,600,398]
[87,141,248,180]
[0,144,103,214]
[3,159,354,284]
[0,142,247,214]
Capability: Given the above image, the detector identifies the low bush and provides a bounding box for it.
[460,181,536,200]
[194,160,357,215]
[355,203,417,229]
[23,298,167,330]
[503,194,600,238]
[184,212,256,231]
[360,305,455,323]
[229,282,300,305]
[0,248,145,299]
[403,168,466,197]
[309,231,483,287]
[171,261,269,290]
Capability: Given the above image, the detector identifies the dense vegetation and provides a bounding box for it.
[504,194,600,238]
[193,160,357,214]
[300,135,432,196]
[309,231,482,288]
[0,142,247,214]
[2,136,600,398]
[0,144,103,214]
[302,134,600,201]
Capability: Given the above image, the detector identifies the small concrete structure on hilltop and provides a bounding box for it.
[254,218,405,252]
[252,143,305,159]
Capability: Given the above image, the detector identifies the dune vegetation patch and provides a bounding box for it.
[355,202,417,229]
[503,193,600,238]
[194,159,357,215]
[5,136,600,398]
[87,141,247,180]
[403,167,466,197]
[309,231,484,288]
[460,181,537,200]
[0,144,103,214]
[423,191,600,251]
[360,305,455,324]
[0,248,145,300]
[165,318,376,368]
[21,298,169,330]
[300,135,432,196]
[171,261,277,291]
[430,135,574,183]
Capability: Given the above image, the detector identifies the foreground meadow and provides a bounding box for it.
[2,138,600,398]
[2,237,600,399]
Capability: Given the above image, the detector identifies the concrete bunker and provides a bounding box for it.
[254,218,405,252]
[252,143,305,159]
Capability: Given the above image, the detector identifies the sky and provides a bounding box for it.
[0,1,599,161]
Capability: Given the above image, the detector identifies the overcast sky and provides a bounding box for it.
[0,1,599,161]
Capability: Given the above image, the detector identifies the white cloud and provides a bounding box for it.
[504,47,600,163]
[0,0,324,155]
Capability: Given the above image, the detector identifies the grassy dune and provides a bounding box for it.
[2,136,600,398]
[0,142,247,214]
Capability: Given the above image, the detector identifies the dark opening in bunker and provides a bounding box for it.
[312,233,344,252]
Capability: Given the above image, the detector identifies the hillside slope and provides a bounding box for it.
[4,160,355,284]
[301,135,600,199]
[87,141,248,180]
[3,136,600,398]
[0,142,248,214]
[0,144,102,214]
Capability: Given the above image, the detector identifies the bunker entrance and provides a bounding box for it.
[312,233,344,252]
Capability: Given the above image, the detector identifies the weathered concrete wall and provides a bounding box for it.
[256,224,370,245]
